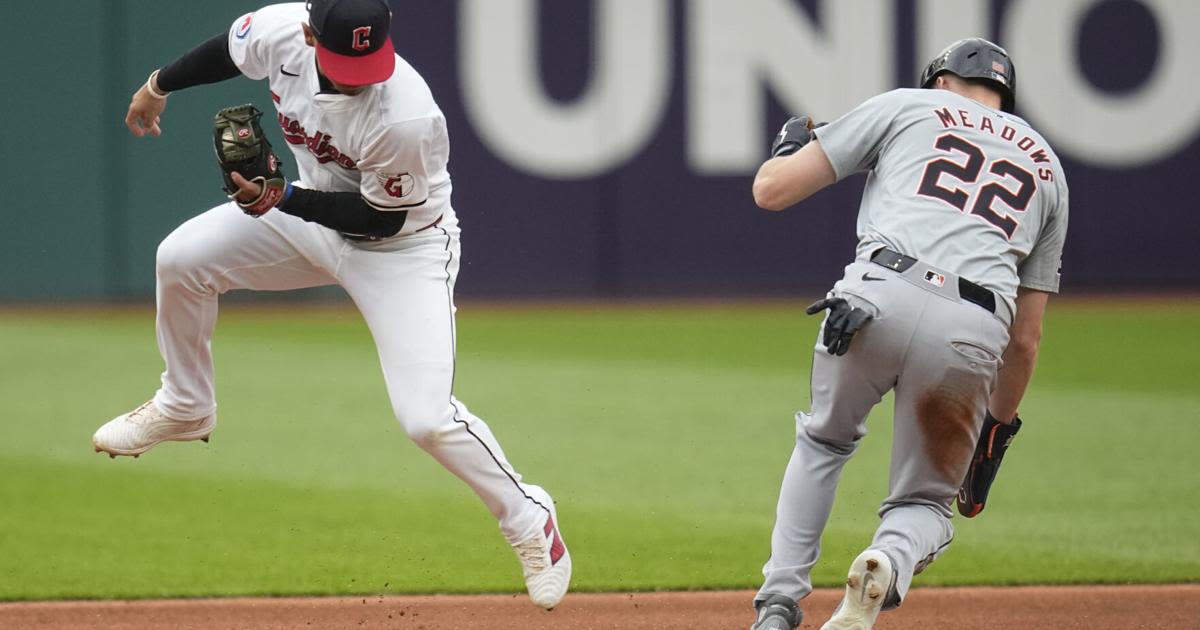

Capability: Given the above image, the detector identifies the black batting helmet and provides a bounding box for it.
[919,38,1016,112]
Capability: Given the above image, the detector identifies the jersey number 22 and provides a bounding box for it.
[916,133,1035,239]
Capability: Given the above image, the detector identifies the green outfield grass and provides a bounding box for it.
[1,300,1197,600]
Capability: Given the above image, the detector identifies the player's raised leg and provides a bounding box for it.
[838,299,1007,617]
[339,219,569,609]
[93,204,339,457]
[819,548,897,630]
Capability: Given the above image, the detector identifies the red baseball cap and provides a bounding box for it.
[307,0,396,86]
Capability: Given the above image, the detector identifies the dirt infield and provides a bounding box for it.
[3,585,1198,630]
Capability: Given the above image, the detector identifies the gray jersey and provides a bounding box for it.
[814,88,1069,316]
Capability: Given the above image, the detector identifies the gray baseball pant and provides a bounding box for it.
[756,257,1011,607]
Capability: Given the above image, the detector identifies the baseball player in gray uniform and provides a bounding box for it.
[747,38,1068,630]
[90,0,570,609]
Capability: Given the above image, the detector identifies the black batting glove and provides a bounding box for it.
[957,412,1023,517]
[771,117,828,157]
[771,116,815,157]
[805,297,873,356]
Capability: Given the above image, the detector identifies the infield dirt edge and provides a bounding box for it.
[3,584,1198,629]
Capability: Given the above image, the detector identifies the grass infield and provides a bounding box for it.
[1,300,1197,600]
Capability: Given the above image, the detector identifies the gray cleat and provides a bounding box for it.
[751,594,802,630]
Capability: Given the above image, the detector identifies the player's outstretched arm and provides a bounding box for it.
[752,140,836,211]
[124,32,242,138]
[988,287,1050,422]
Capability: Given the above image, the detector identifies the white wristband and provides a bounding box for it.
[146,70,169,100]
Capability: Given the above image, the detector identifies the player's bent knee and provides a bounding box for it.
[155,238,216,290]
[155,237,199,283]
[155,222,239,292]
[797,419,858,455]
[402,420,453,447]
[393,402,455,446]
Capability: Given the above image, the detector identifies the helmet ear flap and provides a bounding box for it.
[919,52,950,90]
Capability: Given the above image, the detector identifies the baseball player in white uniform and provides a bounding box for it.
[747,39,1068,629]
[91,0,570,609]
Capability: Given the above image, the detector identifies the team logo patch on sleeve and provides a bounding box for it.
[236,14,253,39]
[378,172,415,198]
[924,270,947,287]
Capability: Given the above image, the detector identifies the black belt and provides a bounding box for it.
[341,232,382,242]
[870,248,997,314]
[340,214,444,242]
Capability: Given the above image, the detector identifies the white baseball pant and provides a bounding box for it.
[151,201,550,543]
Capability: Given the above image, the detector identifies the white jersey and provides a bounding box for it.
[227,3,451,237]
[814,88,1070,315]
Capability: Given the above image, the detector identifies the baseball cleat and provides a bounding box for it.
[92,400,216,458]
[750,594,802,630]
[511,488,571,610]
[820,550,895,630]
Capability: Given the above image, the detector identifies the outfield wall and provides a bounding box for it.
[2,0,1197,300]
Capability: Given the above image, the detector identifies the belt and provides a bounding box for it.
[341,214,445,242]
[870,248,997,314]
[341,232,382,242]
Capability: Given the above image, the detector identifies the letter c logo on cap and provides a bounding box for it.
[352,26,371,51]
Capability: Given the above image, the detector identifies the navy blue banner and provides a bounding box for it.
[3,0,1195,300]
[396,0,1200,296]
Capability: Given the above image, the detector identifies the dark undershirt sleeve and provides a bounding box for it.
[156,32,241,92]
[158,33,405,239]
[278,186,408,238]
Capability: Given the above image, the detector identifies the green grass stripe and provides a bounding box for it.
[0,302,1197,599]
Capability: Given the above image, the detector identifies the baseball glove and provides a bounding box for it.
[213,104,286,216]
[957,412,1023,517]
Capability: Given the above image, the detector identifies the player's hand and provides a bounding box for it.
[771,116,815,157]
[805,297,873,356]
[214,104,287,216]
[125,85,166,138]
[957,412,1023,517]
[227,171,284,217]
[229,171,265,204]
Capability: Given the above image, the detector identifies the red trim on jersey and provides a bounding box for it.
[415,215,444,232]
[314,36,395,86]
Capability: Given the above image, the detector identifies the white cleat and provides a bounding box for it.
[92,400,216,458]
[820,549,895,630]
[511,488,571,610]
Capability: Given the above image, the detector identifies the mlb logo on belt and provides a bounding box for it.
[923,270,946,287]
